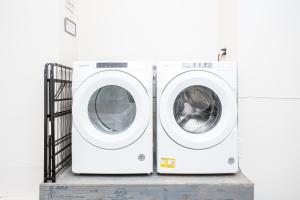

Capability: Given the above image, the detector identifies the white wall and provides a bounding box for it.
[217,0,237,60]
[59,0,78,66]
[237,0,300,98]
[237,1,300,200]
[0,0,77,199]
[77,0,219,61]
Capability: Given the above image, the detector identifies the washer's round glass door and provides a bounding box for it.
[159,70,237,150]
[72,70,150,150]
[88,85,136,134]
[173,85,222,134]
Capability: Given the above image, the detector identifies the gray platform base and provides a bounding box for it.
[40,168,254,200]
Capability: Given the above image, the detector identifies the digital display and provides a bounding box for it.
[182,62,213,68]
[97,62,127,68]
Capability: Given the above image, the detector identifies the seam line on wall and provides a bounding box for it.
[239,96,300,100]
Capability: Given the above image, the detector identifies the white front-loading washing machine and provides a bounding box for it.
[72,61,153,174]
[156,61,238,174]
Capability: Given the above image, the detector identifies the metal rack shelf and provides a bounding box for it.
[44,63,72,183]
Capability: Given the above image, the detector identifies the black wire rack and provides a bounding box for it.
[44,63,72,183]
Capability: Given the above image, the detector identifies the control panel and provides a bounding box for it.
[182,62,213,68]
[96,62,127,68]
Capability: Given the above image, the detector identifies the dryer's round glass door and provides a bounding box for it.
[88,85,136,134]
[173,85,222,134]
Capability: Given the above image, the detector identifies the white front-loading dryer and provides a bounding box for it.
[72,61,153,174]
[156,61,238,174]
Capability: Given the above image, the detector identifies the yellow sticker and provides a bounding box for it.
[160,158,176,168]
